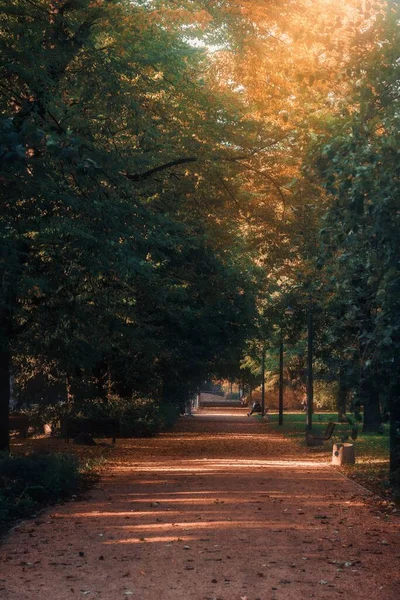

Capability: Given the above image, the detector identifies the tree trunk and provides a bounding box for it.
[162,376,187,415]
[93,361,108,400]
[362,387,382,432]
[337,365,348,422]
[389,361,400,487]
[389,400,400,487]
[66,376,74,406]
[0,343,11,452]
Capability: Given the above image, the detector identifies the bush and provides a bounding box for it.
[20,402,73,435]
[119,399,162,437]
[314,381,338,411]
[0,452,80,532]
[70,395,178,437]
[158,402,180,429]
[24,394,181,439]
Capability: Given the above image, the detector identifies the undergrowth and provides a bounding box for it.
[0,452,100,534]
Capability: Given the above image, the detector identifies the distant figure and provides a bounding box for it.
[301,394,307,412]
[247,400,262,416]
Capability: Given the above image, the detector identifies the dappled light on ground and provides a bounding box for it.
[3,409,400,600]
[111,459,327,471]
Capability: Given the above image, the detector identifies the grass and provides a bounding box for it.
[267,411,396,502]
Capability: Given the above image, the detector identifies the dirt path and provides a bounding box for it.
[1,409,399,600]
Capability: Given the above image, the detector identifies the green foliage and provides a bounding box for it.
[314,381,338,412]
[156,402,181,430]
[77,396,166,437]
[0,452,80,531]
[300,4,400,443]
[118,400,164,438]
[0,0,260,449]
[21,403,72,433]
[2,0,397,475]
[42,395,180,437]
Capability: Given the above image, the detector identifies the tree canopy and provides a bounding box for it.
[1,0,399,484]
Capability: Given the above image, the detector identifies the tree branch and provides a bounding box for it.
[124,157,197,181]
[233,160,289,216]
[216,173,251,225]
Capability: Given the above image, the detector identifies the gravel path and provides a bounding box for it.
[1,409,399,599]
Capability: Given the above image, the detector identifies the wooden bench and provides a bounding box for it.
[9,415,30,438]
[306,421,336,447]
[60,417,120,444]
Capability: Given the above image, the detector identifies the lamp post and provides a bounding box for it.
[279,328,284,425]
[279,306,294,426]
[306,294,314,430]
[261,345,266,417]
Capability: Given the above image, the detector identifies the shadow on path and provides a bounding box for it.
[1,409,399,600]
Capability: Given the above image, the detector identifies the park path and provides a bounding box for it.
[1,408,399,600]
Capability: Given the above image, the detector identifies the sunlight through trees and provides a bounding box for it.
[0,0,399,487]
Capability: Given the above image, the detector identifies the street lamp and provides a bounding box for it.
[261,345,266,417]
[306,294,314,431]
[279,306,294,426]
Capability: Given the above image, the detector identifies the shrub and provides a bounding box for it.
[314,381,338,411]
[0,452,80,532]
[72,395,177,437]
[157,402,180,429]
[21,402,73,435]
[119,401,161,437]
[26,394,181,440]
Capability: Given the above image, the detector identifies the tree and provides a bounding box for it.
[0,0,260,449]
[307,2,400,452]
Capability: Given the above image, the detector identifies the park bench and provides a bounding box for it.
[305,421,336,447]
[9,415,30,438]
[60,417,120,444]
